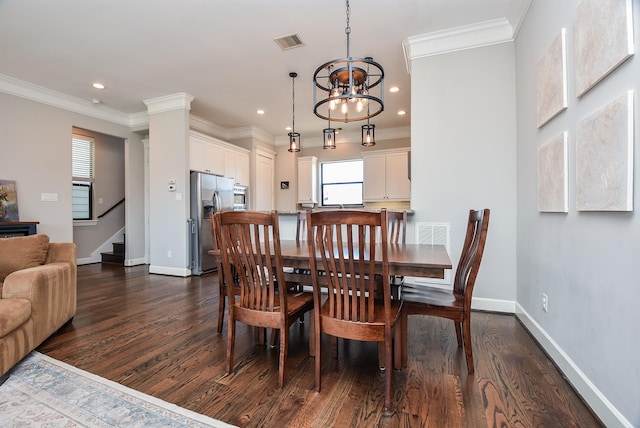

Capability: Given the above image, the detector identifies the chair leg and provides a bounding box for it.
[217,291,225,334]
[462,318,474,374]
[309,312,315,357]
[384,334,393,411]
[454,321,463,347]
[314,314,322,392]
[278,327,288,388]
[226,319,236,374]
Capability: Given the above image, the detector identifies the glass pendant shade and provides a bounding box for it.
[361,123,375,147]
[288,131,300,152]
[323,126,336,149]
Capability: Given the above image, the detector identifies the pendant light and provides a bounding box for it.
[312,0,384,123]
[288,72,301,153]
[361,120,375,147]
[323,111,336,149]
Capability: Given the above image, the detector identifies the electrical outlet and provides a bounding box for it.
[167,250,172,258]
[542,293,548,312]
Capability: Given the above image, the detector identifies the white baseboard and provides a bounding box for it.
[515,303,632,428]
[148,265,191,277]
[77,256,100,266]
[472,296,515,313]
[124,258,146,267]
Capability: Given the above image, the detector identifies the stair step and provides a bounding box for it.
[101,251,124,265]
[112,242,125,256]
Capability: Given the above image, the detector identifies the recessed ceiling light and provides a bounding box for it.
[285,126,292,131]
[91,99,102,104]
[92,82,105,89]
[398,110,406,116]
[257,109,265,115]
[389,86,400,93]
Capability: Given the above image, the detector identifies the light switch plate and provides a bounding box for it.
[41,192,58,202]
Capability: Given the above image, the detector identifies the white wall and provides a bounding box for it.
[410,42,518,310]
[515,1,639,426]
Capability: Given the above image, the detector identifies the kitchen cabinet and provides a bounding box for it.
[189,132,224,176]
[362,149,410,201]
[224,147,250,186]
[297,156,318,206]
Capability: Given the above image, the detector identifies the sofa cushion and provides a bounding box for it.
[0,234,49,283]
[0,298,31,337]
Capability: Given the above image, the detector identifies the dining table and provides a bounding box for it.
[210,240,452,280]
[276,240,452,279]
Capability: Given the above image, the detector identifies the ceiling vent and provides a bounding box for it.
[274,33,305,51]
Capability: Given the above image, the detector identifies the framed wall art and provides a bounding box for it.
[576,91,634,211]
[538,132,568,212]
[536,29,568,128]
[0,179,20,222]
[574,0,634,97]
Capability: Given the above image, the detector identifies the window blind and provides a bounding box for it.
[72,134,95,180]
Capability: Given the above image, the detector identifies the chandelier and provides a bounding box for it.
[288,72,300,152]
[313,0,384,124]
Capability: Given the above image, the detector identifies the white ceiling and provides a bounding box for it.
[0,0,528,144]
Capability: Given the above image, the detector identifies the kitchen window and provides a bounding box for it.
[320,159,363,206]
[72,134,95,220]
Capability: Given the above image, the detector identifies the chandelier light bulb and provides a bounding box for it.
[341,100,348,114]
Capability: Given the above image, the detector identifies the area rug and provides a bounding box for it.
[0,351,236,427]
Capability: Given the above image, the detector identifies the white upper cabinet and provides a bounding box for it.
[189,131,249,186]
[297,156,318,205]
[224,147,250,186]
[362,149,410,202]
[189,131,224,176]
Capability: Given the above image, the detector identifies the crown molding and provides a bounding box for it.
[403,18,513,73]
[0,74,132,126]
[507,0,533,39]
[226,125,275,144]
[143,93,194,114]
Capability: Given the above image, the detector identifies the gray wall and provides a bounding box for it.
[515,1,639,425]
[410,42,518,310]
[0,92,145,263]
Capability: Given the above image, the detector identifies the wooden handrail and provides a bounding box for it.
[98,198,125,219]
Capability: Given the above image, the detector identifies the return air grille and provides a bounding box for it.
[405,222,451,289]
[274,33,305,50]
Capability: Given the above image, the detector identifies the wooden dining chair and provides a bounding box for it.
[210,211,239,334]
[215,210,314,387]
[400,208,490,373]
[307,209,403,410]
[387,210,407,299]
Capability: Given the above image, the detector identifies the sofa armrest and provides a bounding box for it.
[3,262,77,345]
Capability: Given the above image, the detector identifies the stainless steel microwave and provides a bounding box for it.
[233,185,248,210]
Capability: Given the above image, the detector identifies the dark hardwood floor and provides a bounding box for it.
[38,264,602,427]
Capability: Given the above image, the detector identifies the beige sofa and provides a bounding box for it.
[0,234,77,378]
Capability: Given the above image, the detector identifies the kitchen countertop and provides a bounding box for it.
[277,208,414,215]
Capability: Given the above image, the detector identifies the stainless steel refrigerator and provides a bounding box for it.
[189,171,234,275]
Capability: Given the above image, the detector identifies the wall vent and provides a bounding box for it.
[406,222,451,289]
[274,33,305,50]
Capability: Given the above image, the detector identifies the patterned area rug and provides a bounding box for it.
[0,352,236,427]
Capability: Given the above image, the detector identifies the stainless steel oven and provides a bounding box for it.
[233,185,248,210]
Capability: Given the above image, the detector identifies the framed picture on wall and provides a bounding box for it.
[576,91,634,211]
[0,179,19,222]
[538,132,568,212]
[574,0,635,97]
[536,29,568,128]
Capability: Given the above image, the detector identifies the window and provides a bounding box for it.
[72,134,95,220]
[321,160,363,206]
